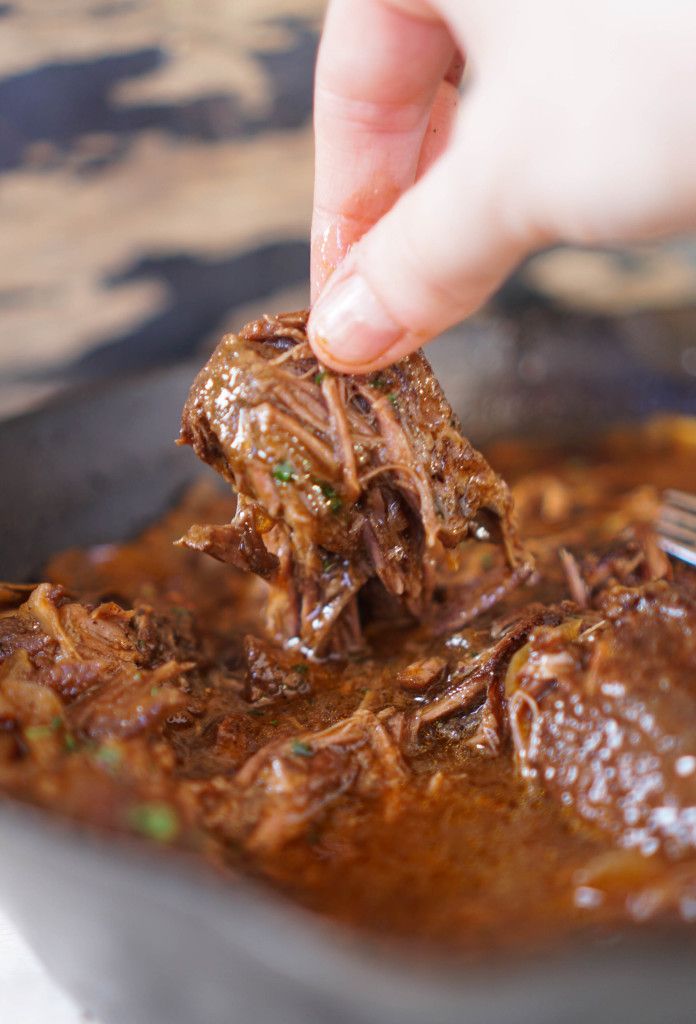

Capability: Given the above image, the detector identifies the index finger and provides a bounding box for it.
[311,0,456,299]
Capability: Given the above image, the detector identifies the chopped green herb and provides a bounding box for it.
[127,802,180,843]
[64,734,78,752]
[290,740,314,758]
[24,724,55,742]
[94,745,122,769]
[480,552,495,571]
[246,708,265,718]
[50,715,63,730]
[133,671,142,682]
[314,370,327,385]
[150,686,160,697]
[317,481,342,513]
[292,663,309,676]
[370,375,387,389]
[272,461,296,483]
[387,392,399,410]
[270,719,279,726]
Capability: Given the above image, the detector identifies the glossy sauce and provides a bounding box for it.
[1,417,695,955]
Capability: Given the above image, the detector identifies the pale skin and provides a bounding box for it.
[307,0,696,372]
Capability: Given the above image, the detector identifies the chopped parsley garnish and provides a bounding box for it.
[290,740,314,758]
[292,663,309,676]
[64,734,78,752]
[246,708,265,718]
[272,461,296,483]
[150,686,160,697]
[24,724,56,741]
[314,370,327,385]
[387,392,399,409]
[480,552,495,570]
[317,481,342,512]
[25,717,63,741]
[94,745,122,769]
[370,375,387,389]
[127,802,180,843]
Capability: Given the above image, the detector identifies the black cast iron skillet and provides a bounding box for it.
[1,307,695,1024]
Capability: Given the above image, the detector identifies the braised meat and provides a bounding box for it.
[3,402,696,952]
[507,580,696,860]
[179,310,529,656]
[197,707,408,854]
[0,584,190,742]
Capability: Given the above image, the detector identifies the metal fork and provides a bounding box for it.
[657,489,696,568]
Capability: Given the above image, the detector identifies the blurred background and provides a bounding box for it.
[1,0,695,421]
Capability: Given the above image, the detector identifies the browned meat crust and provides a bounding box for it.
[179,310,530,656]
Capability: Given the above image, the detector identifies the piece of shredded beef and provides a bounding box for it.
[179,310,530,656]
[195,706,408,853]
[0,584,192,740]
[559,528,671,608]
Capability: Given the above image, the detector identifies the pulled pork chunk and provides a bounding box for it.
[179,310,529,656]
[506,581,696,859]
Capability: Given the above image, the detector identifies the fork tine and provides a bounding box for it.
[657,490,696,567]
[657,521,696,548]
[664,489,696,514]
[658,507,696,536]
[657,535,696,568]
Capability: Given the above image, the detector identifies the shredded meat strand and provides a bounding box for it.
[179,310,531,656]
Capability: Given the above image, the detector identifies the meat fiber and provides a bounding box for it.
[194,706,408,853]
[0,584,190,740]
[179,310,530,656]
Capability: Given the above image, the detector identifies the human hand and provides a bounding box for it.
[308,0,696,371]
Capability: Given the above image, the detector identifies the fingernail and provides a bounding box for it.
[309,262,403,367]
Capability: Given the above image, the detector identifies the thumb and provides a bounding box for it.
[307,101,537,372]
